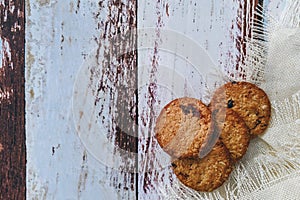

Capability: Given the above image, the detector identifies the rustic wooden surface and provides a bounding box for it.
[0,0,26,199]
[0,0,289,199]
[26,0,137,199]
[137,0,260,199]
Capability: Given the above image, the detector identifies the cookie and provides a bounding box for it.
[210,81,271,135]
[216,109,250,161]
[155,97,212,158]
[171,141,233,192]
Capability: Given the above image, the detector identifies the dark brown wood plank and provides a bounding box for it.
[0,0,25,199]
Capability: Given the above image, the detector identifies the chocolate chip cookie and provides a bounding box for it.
[155,97,212,158]
[210,81,271,135]
[217,109,250,161]
[171,141,233,192]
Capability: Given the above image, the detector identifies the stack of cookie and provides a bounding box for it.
[155,81,271,192]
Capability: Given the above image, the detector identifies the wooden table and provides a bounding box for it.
[0,0,288,199]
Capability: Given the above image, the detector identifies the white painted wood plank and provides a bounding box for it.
[137,0,265,199]
[26,0,136,199]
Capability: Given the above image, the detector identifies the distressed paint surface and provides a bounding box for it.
[26,0,136,199]
[24,0,291,200]
[137,0,262,199]
[0,0,26,199]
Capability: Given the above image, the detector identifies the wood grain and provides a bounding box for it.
[0,0,26,199]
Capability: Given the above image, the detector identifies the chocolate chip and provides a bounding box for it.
[171,163,177,168]
[231,81,237,84]
[180,104,201,118]
[261,123,267,127]
[256,119,261,125]
[227,99,234,108]
[180,105,190,115]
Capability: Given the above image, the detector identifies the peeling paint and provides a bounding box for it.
[60,21,64,54]
[77,0,80,10]
[89,0,138,195]
[78,151,88,199]
[0,87,13,104]
[26,44,35,80]
[2,39,12,67]
[79,111,83,119]
[42,184,49,200]
[75,0,80,14]
[26,0,129,199]
[166,3,169,17]
[29,88,34,99]
[137,0,264,198]
[26,0,31,17]
[22,0,293,199]
[37,0,51,7]
[51,144,61,156]
[28,170,49,200]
